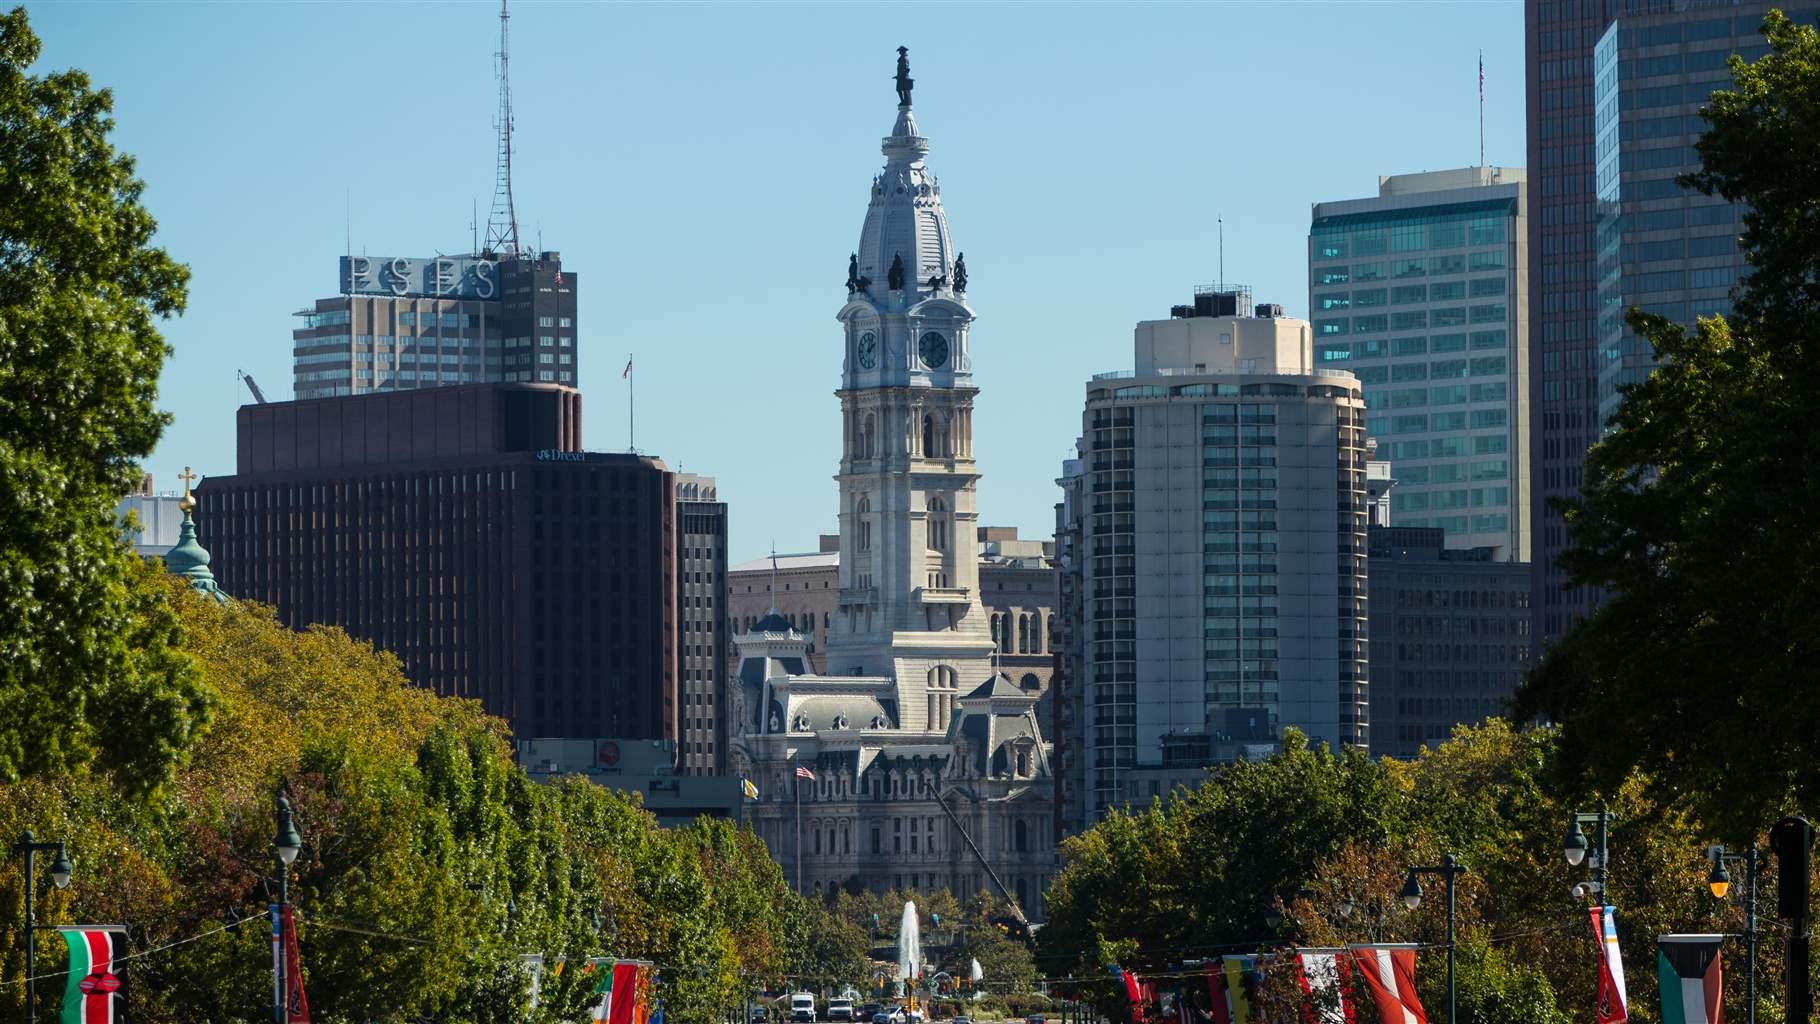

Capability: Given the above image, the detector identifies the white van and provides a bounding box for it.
[827,998,854,1022]
[790,993,817,1023]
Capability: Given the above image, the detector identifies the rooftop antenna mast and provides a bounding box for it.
[484,0,521,257]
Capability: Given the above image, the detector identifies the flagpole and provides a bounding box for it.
[1478,50,1486,172]
[628,352,636,453]
[794,770,803,893]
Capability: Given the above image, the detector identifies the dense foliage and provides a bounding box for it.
[1518,10,1820,838]
[1038,724,1770,1024]
[0,5,208,797]
[0,567,834,1023]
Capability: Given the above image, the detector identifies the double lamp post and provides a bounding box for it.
[10,831,74,1024]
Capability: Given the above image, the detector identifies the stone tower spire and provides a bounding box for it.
[828,50,993,732]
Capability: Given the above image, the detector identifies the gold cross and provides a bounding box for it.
[177,466,198,499]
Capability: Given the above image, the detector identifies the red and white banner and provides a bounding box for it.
[1347,945,1426,1024]
[271,904,311,1024]
[1294,949,1355,1024]
[1592,906,1629,1023]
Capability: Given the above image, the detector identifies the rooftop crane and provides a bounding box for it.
[236,370,268,405]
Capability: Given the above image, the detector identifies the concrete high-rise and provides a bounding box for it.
[195,383,678,745]
[1367,526,1532,759]
[675,474,729,775]
[1059,289,1369,827]
[1310,167,1530,562]
[1526,0,1791,645]
[291,251,578,400]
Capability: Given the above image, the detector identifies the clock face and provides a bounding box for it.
[857,331,878,370]
[918,331,950,369]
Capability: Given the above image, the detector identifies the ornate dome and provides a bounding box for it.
[854,48,956,295]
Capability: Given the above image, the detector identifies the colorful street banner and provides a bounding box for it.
[1657,935,1722,1024]
[1202,960,1233,1024]
[56,926,126,1024]
[741,779,760,800]
[1294,949,1354,1024]
[270,905,310,1024]
[1591,906,1629,1024]
[1347,945,1427,1024]
[1222,954,1265,1024]
[592,960,656,1024]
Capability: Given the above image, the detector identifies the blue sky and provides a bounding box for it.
[29,0,1524,563]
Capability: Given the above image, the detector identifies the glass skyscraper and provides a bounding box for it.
[1526,0,1801,645]
[1309,168,1530,562]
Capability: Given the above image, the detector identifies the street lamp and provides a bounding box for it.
[1564,809,1615,901]
[272,793,302,1024]
[1403,855,1468,1024]
[1707,844,1760,1024]
[11,831,73,1024]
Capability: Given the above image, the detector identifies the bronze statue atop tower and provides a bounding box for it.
[895,46,914,107]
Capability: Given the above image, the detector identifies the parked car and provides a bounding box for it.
[951,1016,973,1024]
[1026,1016,1048,1024]
[750,1010,768,1024]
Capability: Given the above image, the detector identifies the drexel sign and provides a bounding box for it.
[340,255,498,300]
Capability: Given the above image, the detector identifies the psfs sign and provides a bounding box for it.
[340,255,498,300]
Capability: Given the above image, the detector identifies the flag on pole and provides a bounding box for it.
[1347,945,1427,1024]
[795,764,816,781]
[1221,955,1264,1024]
[1110,965,1144,1011]
[1201,960,1233,1024]
[741,778,760,800]
[1657,935,1723,1024]
[970,958,983,983]
[590,958,615,1022]
[1295,949,1355,1024]
[622,358,633,379]
[1592,906,1629,1023]
[57,926,126,1024]
[608,961,642,1024]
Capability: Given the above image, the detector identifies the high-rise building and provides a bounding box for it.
[291,251,578,400]
[729,52,1056,916]
[1367,526,1532,759]
[676,474,729,775]
[1526,0,1789,644]
[195,383,678,744]
[1310,167,1531,562]
[1059,290,1369,827]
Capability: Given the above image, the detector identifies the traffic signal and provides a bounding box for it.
[1769,816,1813,920]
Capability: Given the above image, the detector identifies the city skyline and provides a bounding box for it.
[31,1,1524,561]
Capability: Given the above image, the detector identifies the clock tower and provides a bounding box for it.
[828,48,993,733]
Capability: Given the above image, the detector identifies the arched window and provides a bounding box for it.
[990,614,1001,645]
[861,412,877,459]
[922,414,934,457]
[1021,672,1040,690]
[814,828,823,855]
[1017,614,1030,654]
[928,495,948,551]
[1014,819,1028,852]
[1047,614,1057,652]
[1030,614,1042,654]
[856,495,872,551]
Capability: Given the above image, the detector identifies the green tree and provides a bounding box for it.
[1515,11,1820,837]
[0,5,207,797]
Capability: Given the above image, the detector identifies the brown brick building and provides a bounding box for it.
[196,383,677,744]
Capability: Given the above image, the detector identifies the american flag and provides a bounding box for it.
[794,764,816,781]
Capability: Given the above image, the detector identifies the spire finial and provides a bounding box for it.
[178,465,198,512]
[895,46,913,108]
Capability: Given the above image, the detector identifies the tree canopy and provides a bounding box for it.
[1515,9,1820,837]
[1040,722,1743,1024]
[0,4,207,796]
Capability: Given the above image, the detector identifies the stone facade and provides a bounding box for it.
[730,55,1056,919]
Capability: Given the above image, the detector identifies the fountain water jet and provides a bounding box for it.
[895,901,921,995]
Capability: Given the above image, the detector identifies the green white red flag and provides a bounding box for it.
[57,927,126,1024]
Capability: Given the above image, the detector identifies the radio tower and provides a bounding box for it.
[484,0,521,257]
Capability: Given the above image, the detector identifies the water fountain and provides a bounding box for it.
[895,901,921,997]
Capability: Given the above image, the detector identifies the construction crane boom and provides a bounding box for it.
[934,789,1030,927]
[237,370,268,404]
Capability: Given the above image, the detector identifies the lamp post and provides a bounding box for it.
[1564,809,1615,901]
[271,794,302,1024]
[10,831,73,1024]
[1707,844,1759,1024]
[1403,855,1468,1024]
